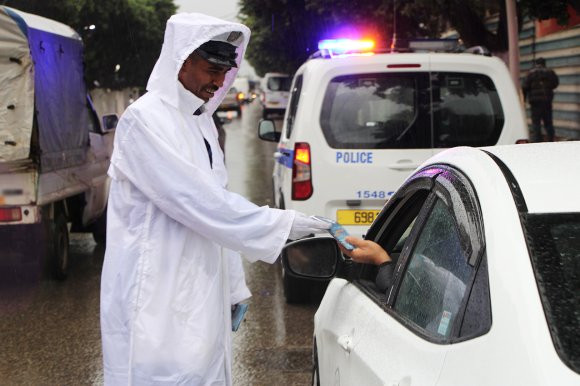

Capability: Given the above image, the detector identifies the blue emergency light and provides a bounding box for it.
[318,39,375,53]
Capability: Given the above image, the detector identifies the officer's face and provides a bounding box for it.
[178,53,231,102]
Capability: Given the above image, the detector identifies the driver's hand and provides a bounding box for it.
[340,236,391,266]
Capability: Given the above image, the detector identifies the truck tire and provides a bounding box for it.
[51,212,70,280]
[92,207,107,245]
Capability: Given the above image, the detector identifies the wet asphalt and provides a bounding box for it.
[0,101,316,385]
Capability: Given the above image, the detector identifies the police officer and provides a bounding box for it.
[522,57,559,142]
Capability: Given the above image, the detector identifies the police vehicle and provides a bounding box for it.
[258,38,529,302]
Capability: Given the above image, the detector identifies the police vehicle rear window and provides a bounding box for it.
[319,72,504,149]
[320,73,431,149]
[432,72,504,148]
[267,76,292,92]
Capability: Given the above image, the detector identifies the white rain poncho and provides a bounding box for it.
[100,14,296,385]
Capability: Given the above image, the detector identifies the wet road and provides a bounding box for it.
[0,100,316,385]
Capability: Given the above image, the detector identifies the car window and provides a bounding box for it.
[431,72,504,148]
[267,76,291,91]
[320,72,431,149]
[285,75,303,138]
[525,213,580,374]
[394,198,474,338]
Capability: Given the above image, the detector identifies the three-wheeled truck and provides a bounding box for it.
[0,7,117,279]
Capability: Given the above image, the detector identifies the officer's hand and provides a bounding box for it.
[288,211,331,240]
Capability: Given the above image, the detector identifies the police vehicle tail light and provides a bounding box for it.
[292,142,313,200]
[387,63,421,68]
[0,207,22,222]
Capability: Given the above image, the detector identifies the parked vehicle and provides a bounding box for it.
[233,76,253,103]
[218,86,242,116]
[260,72,291,118]
[0,7,116,279]
[283,141,580,385]
[259,38,528,302]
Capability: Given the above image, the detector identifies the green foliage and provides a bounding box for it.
[4,0,176,89]
[240,0,579,75]
[521,0,580,24]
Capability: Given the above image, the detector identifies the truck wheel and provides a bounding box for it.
[51,213,70,280]
[283,269,310,304]
[92,207,107,245]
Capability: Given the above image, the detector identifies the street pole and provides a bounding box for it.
[506,0,520,90]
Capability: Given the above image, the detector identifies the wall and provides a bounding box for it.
[89,87,141,121]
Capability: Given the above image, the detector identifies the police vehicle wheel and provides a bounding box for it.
[283,269,310,304]
[51,213,70,280]
[92,206,107,245]
[312,340,320,386]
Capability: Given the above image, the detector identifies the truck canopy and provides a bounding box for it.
[0,6,89,171]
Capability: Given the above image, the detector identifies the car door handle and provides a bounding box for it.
[387,160,419,171]
[337,334,353,353]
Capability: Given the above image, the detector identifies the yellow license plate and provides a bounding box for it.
[336,210,381,225]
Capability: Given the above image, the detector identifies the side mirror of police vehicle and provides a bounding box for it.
[281,237,341,280]
[102,114,119,132]
[258,119,281,142]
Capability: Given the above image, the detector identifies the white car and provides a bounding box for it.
[260,72,291,118]
[259,39,529,302]
[282,142,580,385]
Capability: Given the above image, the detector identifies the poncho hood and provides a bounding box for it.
[146,13,250,115]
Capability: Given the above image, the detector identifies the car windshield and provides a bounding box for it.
[525,213,580,374]
[267,76,291,91]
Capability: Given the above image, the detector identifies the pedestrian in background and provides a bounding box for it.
[100,13,330,385]
[522,57,559,142]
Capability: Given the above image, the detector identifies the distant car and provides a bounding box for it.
[218,86,242,115]
[282,142,580,385]
[260,72,291,118]
[258,39,528,303]
[233,77,252,103]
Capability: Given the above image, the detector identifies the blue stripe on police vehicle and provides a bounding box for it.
[336,151,373,164]
[277,148,294,169]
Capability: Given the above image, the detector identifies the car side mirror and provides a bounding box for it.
[258,119,281,142]
[102,114,118,131]
[281,237,340,279]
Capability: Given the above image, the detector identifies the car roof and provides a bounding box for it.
[298,52,506,74]
[482,142,580,214]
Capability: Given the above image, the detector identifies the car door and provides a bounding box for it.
[315,170,436,385]
[273,74,303,208]
[325,165,488,385]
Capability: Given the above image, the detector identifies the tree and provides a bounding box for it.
[239,0,579,76]
[3,0,176,89]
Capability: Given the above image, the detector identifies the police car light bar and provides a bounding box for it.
[318,39,375,53]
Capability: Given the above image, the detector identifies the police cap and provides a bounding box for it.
[195,31,243,68]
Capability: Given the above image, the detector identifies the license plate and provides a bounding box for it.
[336,209,381,225]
